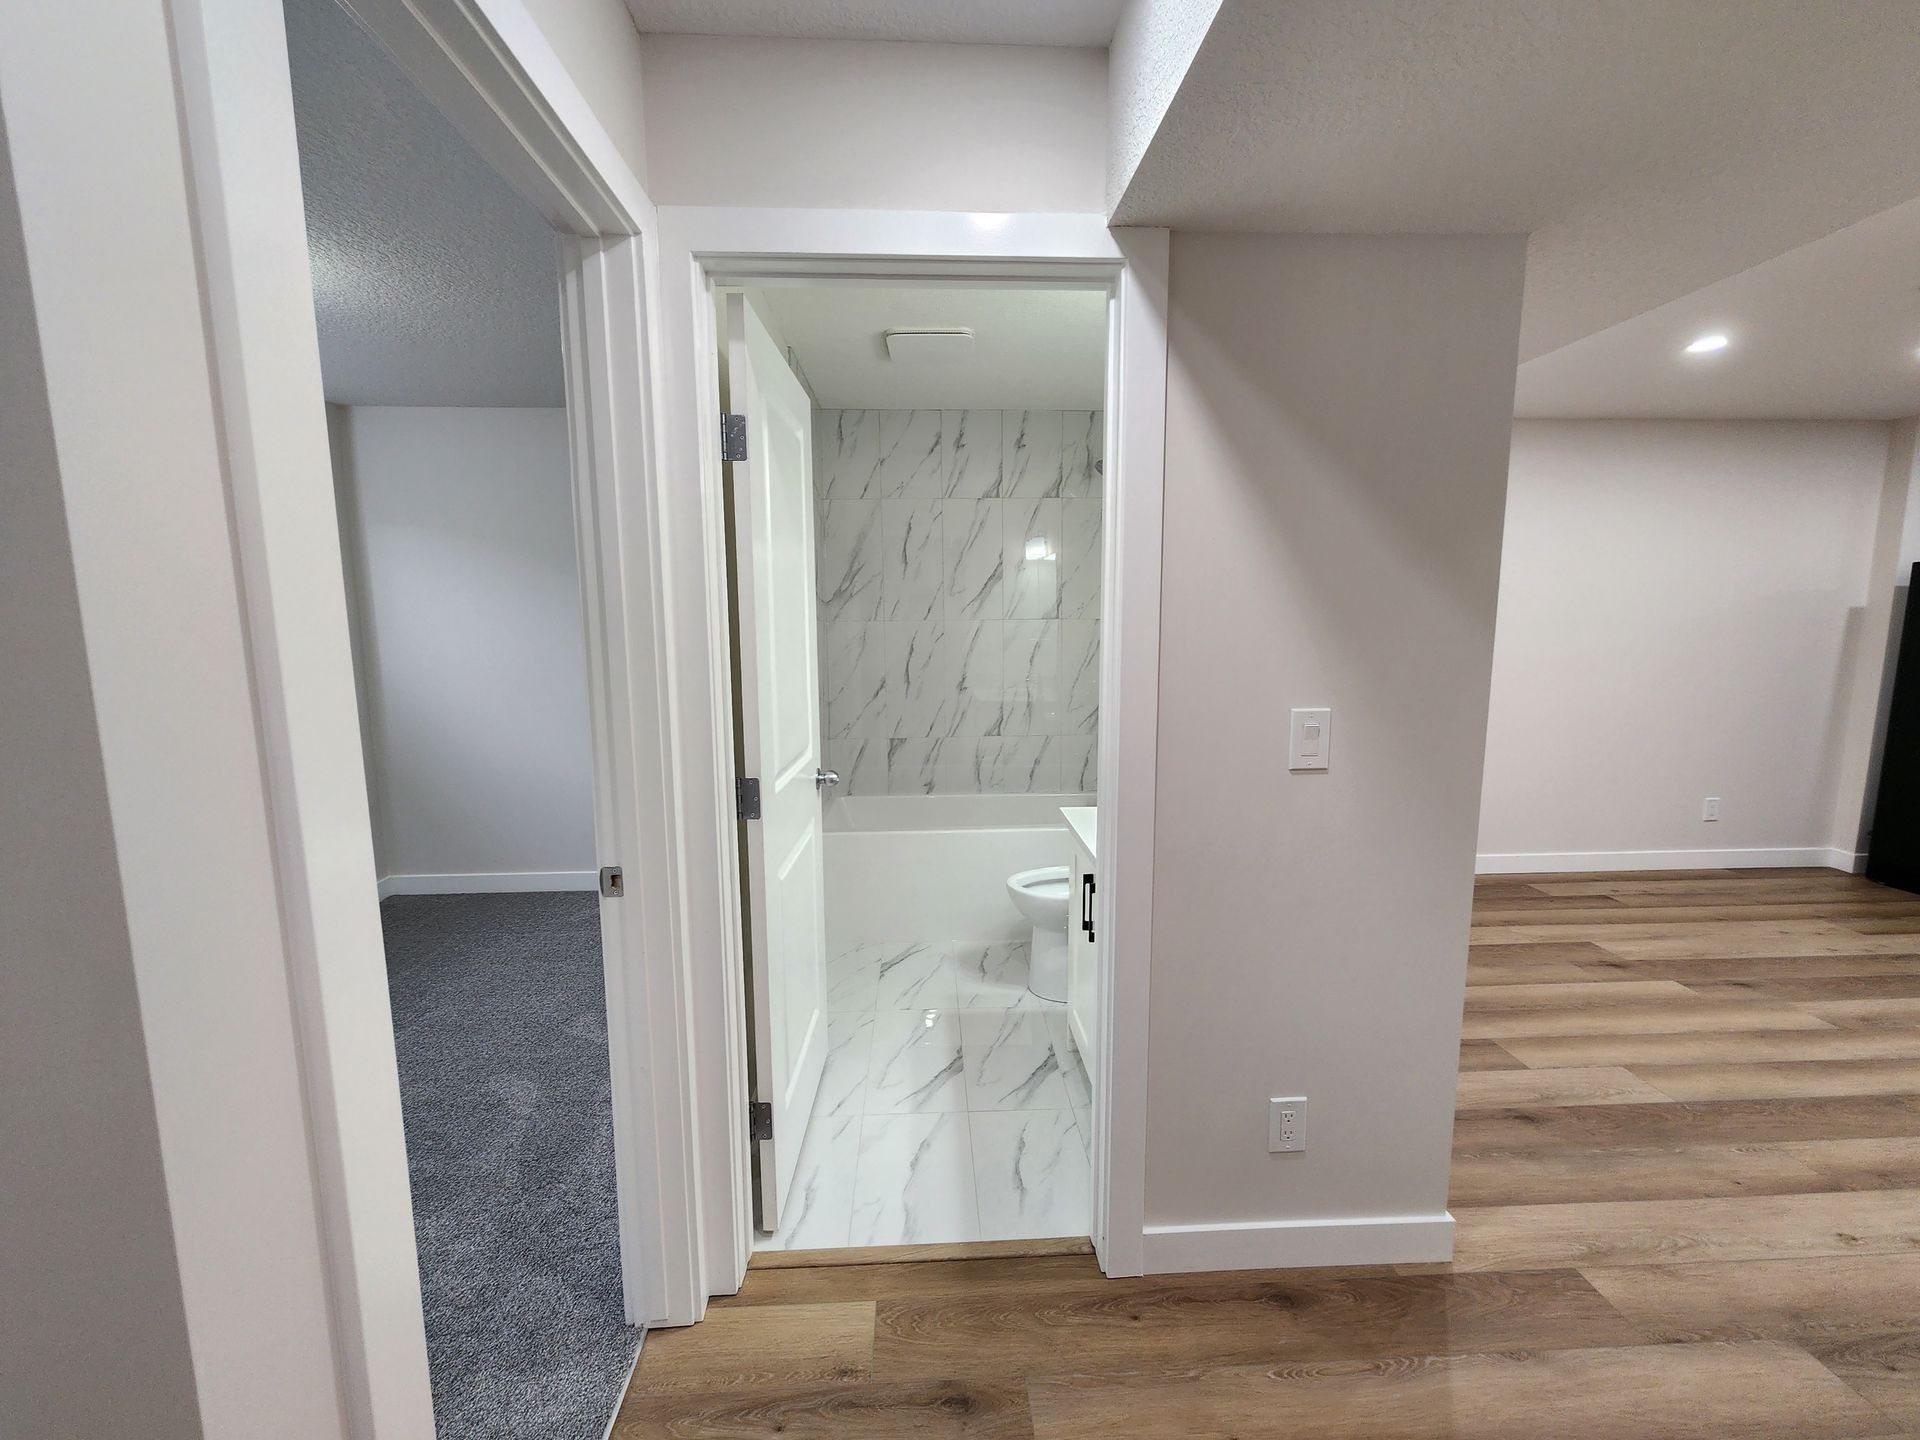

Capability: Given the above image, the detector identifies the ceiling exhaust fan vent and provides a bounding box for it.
[884,328,975,365]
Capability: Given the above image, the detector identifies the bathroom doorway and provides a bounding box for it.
[720,279,1110,1252]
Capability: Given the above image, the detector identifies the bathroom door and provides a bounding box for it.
[725,292,830,1234]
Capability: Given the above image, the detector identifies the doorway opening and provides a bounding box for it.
[283,0,637,1431]
[719,281,1111,1252]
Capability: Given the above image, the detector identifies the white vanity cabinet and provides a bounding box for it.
[1061,807,1099,1070]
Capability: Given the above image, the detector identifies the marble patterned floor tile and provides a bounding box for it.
[865,1009,967,1114]
[969,1109,1090,1240]
[823,944,881,1010]
[762,1109,860,1250]
[949,940,1042,1009]
[817,1010,873,1119]
[849,1112,980,1246]
[868,941,959,1010]
[960,1010,1070,1111]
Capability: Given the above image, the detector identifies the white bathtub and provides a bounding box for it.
[824,792,1093,948]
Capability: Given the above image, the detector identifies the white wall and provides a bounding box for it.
[520,0,650,189]
[1480,419,1905,872]
[331,405,597,889]
[0,2,360,1430]
[640,35,1107,212]
[1146,232,1527,1269]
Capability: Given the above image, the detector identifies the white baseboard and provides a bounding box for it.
[1140,1212,1454,1274]
[376,869,598,899]
[1476,846,1857,876]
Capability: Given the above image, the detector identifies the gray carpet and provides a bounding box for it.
[381,892,639,1440]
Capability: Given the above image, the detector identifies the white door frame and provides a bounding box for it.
[651,209,1170,1298]
[167,0,693,1434]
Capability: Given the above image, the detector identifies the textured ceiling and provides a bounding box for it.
[1114,0,1920,361]
[623,0,1124,47]
[754,286,1107,410]
[284,0,563,407]
[1516,196,1920,421]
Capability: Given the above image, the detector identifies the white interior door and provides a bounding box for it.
[726,292,830,1234]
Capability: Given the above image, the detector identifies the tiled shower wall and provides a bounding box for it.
[815,409,1102,796]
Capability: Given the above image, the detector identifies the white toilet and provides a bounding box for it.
[1007,866,1071,1002]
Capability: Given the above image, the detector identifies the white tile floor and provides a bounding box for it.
[756,938,1094,1251]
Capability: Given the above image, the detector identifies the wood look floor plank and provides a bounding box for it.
[1800,999,1920,1028]
[1455,1066,1675,1110]
[1571,952,1920,983]
[1685,975,1920,1002]
[1579,1253,1920,1341]
[1023,1341,1898,1440]
[1778,1136,1920,1192]
[1458,1039,1528,1070]
[1496,1027,1920,1068]
[1453,1095,1920,1151]
[1460,1001,1834,1040]
[1447,1143,1831,1207]
[1448,1189,1920,1272]
[614,1379,1035,1438]
[869,1268,1644,1381]
[626,1301,876,1396]
[1461,980,1699,1010]
[1628,1058,1920,1102]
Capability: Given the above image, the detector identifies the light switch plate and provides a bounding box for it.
[1289,708,1331,771]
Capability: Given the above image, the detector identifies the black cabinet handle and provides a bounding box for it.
[1081,873,1096,941]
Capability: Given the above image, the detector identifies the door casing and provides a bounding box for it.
[654,209,1170,1305]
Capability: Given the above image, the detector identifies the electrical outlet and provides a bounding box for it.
[1268,1096,1307,1153]
[1703,796,1721,822]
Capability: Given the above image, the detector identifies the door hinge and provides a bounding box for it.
[599,865,624,898]
[736,777,762,820]
[748,1100,773,1141]
[720,412,748,462]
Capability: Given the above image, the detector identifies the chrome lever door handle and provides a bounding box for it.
[815,768,841,788]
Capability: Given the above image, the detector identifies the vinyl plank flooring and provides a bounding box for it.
[626,1302,875,1396]
[1024,1341,1898,1440]
[614,1378,1035,1438]
[869,1267,1643,1381]
[1449,1189,1920,1272]
[1497,1028,1920,1068]
[1453,1095,1920,1151]
[1460,1001,1834,1040]
[621,868,1920,1438]
[1447,1143,1831,1207]
[1455,1066,1675,1110]
[1628,1058,1920,1102]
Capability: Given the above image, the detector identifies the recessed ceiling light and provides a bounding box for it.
[1684,333,1730,355]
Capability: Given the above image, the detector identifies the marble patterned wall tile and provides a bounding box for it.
[1003,410,1064,499]
[1001,620,1060,737]
[892,620,1002,738]
[1060,498,1102,621]
[881,498,944,622]
[982,736,1062,794]
[817,499,883,621]
[1061,620,1099,735]
[1061,410,1102,499]
[878,409,947,499]
[1056,736,1096,794]
[942,500,1004,620]
[824,735,888,796]
[820,410,882,500]
[887,737,983,794]
[945,409,1002,498]
[1004,498,1062,620]
[824,621,895,738]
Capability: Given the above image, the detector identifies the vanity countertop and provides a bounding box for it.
[1061,806,1097,860]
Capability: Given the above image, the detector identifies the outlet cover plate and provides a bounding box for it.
[1269,1096,1307,1153]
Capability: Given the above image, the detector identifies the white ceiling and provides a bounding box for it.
[1113,1,1920,363]
[623,0,1123,48]
[1517,197,1920,421]
[284,0,563,407]
[753,286,1107,410]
